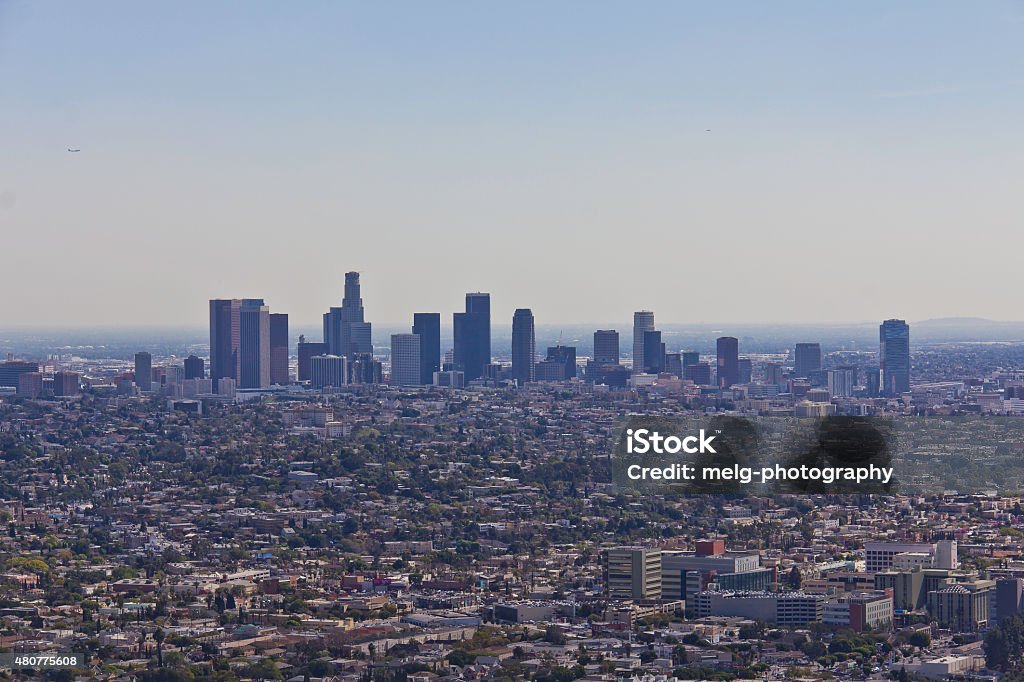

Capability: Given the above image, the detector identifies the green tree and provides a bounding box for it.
[154,628,165,667]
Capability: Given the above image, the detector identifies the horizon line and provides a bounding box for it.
[4,317,1024,333]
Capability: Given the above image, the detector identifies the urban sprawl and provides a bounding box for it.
[4,272,1024,682]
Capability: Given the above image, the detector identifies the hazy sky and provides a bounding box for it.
[2,1,1023,329]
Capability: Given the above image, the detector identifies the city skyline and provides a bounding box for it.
[4,2,1024,327]
[5,4,1024,679]
[192,272,912,392]
[208,273,923,362]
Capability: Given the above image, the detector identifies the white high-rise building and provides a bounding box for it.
[828,368,855,398]
[164,365,184,386]
[632,311,655,375]
[310,355,347,389]
[390,334,422,386]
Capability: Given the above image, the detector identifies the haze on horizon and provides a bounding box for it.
[2,1,1022,329]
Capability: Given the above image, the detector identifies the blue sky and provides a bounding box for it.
[2,2,1023,327]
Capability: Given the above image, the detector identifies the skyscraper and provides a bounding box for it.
[323,272,372,357]
[685,362,712,385]
[184,355,205,380]
[390,334,422,386]
[865,366,882,397]
[269,313,289,385]
[53,371,80,396]
[239,299,270,389]
[738,357,752,384]
[717,336,739,388]
[536,345,577,381]
[632,311,655,374]
[348,353,383,384]
[134,352,152,391]
[453,292,490,382]
[642,330,664,374]
[310,355,347,389]
[17,372,42,398]
[593,330,619,365]
[209,299,241,391]
[880,319,911,396]
[412,313,441,386]
[794,342,822,378]
[763,362,784,385]
[664,353,682,377]
[511,308,536,385]
[0,360,39,387]
[828,367,855,398]
[297,336,329,383]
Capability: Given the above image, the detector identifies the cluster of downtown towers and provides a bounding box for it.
[208,272,913,397]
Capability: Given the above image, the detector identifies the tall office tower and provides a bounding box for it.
[763,362,784,384]
[717,336,739,388]
[133,352,152,391]
[828,368,855,398]
[412,313,441,386]
[605,547,662,601]
[642,330,664,373]
[593,330,620,365]
[209,299,241,391]
[310,355,347,389]
[794,342,822,378]
[865,366,882,397]
[212,377,235,397]
[184,355,205,380]
[837,364,859,386]
[996,578,1024,622]
[681,351,700,369]
[453,292,491,382]
[163,365,183,386]
[632,311,655,374]
[685,362,712,385]
[880,319,911,396]
[269,313,289,385]
[390,334,422,386]
[664,353,682,377]
[349,353,383,384]
[239,299,271,389]
[737,356,753,382]
[17,372,42,398]
[52,371,81,396]
[511,308,536,385]
[542,345,577,380]
[0,360,40,387]
[297,336,329,383]
[323,271,373,357]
